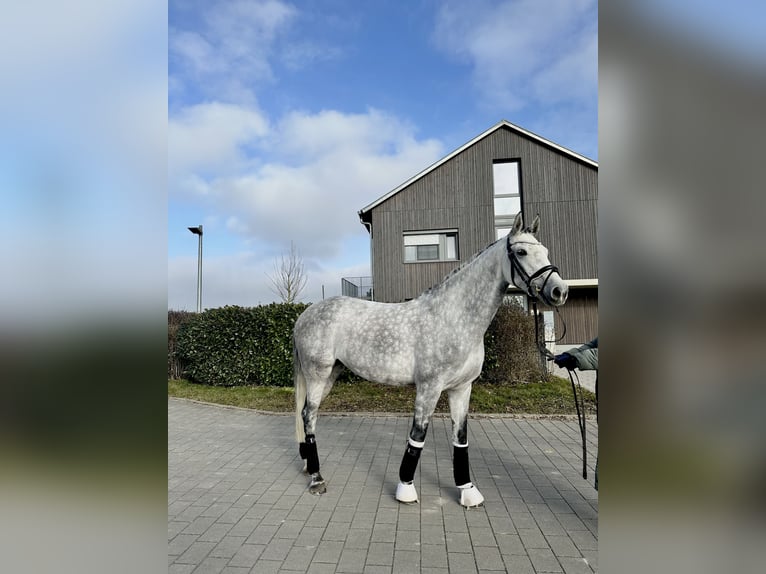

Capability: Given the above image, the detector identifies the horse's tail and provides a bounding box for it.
[294,343,307,444]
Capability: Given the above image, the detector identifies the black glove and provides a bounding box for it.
[553,352,577,370]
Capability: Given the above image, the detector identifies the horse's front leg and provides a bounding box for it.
[449,381,485,508]
[396,387,441,504]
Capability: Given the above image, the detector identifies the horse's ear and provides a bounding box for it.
[525,214,540,234]
[510,212,524,235]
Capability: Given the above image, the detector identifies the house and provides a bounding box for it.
[357,120,597,345]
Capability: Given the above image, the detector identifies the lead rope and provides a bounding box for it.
[568,369,588,480]
[532,300,587,479]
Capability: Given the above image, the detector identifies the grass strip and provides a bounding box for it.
[168,377,596,415]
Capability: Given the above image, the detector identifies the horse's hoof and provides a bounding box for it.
[309,481,326,495]
[309,473,326,495]
[395,481,419,504]
[458,484,484,508]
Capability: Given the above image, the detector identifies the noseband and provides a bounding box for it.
[506,235,559,305]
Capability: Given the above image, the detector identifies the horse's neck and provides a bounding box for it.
[424,241,508,336]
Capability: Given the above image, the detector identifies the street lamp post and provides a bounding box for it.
[188,225,203,312]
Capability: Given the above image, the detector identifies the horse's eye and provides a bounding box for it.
[516,249,527,256]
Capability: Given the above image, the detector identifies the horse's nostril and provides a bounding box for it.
[551,285,569,304]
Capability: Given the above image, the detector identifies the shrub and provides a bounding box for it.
[168,310,195,379]
[481,300,545,384]
[174,303,309,386]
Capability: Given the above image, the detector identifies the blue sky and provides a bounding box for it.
[168,0,598,310]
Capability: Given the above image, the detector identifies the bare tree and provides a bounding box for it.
[268,241,308,303]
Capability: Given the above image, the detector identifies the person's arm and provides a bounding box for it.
[554,337,598,371]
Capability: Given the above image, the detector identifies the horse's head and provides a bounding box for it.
[502,213,568,306]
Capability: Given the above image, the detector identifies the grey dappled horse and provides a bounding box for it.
[293,213,568,507]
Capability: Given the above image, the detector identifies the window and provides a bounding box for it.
[494,196,521,216]
[493,161,520,196]
[403,231,458,263]
[493,160,522,238]
[495,227,511,240]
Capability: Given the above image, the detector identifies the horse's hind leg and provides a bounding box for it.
[299,362,343,495]
[448,382,484,508]
[300,385,327,495]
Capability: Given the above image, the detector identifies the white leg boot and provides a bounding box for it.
[396,481,419,503]
[458,483,484,508]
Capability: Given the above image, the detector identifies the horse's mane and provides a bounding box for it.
[419,236,503,298]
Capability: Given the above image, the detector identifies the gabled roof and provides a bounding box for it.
[358,119,597,222]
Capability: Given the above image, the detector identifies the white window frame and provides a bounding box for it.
[493,159,522,237]
[403,230,459,263]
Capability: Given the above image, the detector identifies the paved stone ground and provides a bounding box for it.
[169,399,598,574]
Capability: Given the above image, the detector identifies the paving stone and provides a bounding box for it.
[282,544,316,571]
[192,556,229,573]
[474,545,505,571]
[420,543,448,569]
[209,536,247,559]
[448,552,478,574]
[546,534,581,557]
[527,547,564,572]
[312,539,344,564]
[227,543,265,567]
[559,556,596,574]
[501,552,536,573]
[337,547,367,572]
[393,549,421,574]
[366,541,395,566]
[176,541,215,565]
[518,527,550,549]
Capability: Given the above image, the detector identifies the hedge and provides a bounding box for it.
[168,309,195,380]
[169,300,544,387]
[173,303,308,386]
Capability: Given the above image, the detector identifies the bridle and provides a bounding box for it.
[506,235,560,306]
[505,233,567,356]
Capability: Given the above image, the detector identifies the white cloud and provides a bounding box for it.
[276,109,427,159]
[169,30,217,76]
[170,0,297,100]
[433,0,597,111]
[207,0,296,49]
[172,107,444,257]
[530,20,598,105]
[169,101,270,178]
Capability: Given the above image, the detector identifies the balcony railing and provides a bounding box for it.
[341,276,373,300]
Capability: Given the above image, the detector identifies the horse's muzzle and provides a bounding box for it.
[539,277,568,306]
[548,283,569,306]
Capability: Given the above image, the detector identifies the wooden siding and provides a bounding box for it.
[548,288,598,345]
